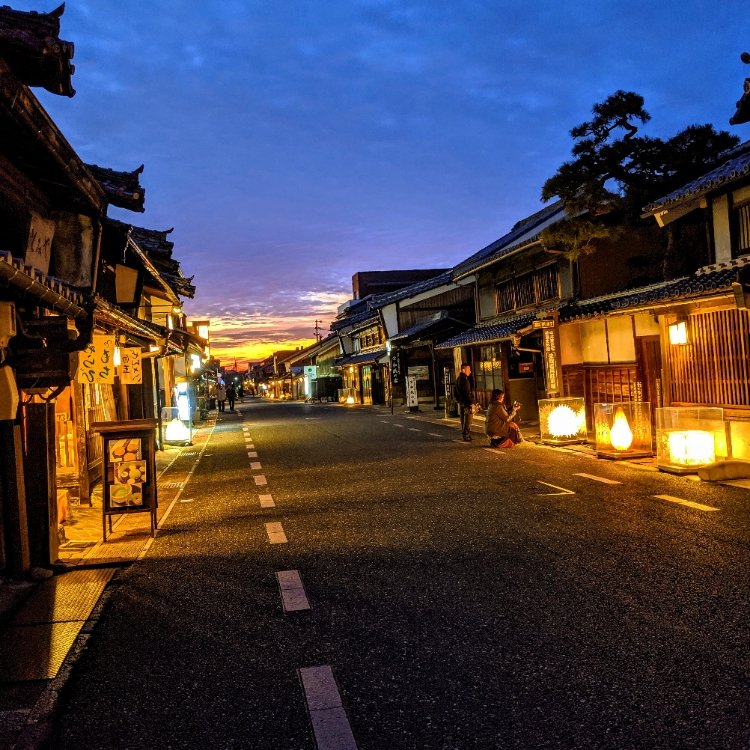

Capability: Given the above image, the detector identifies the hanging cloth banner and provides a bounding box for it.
[119,347,143,384]
[77,334,116,384]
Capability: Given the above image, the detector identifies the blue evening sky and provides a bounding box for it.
[17,0,750,361]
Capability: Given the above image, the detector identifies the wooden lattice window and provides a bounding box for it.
[515,273,535,307]
[736,202,750,257]
[669,309,750,406]
[534,264,558,301]
[497,280,515,313]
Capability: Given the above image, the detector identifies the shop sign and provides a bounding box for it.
[25,212,55,275]
[533,319,555,329]
[119,347,143,384]
[77,334,116,384]
[406,375,418,408]
[543,328,559,394]
[407,365,429,381]
[390,351,402,385]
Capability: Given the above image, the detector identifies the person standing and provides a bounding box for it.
[454,362,476,442]
[226,384,237,412]
[216,381,227,413]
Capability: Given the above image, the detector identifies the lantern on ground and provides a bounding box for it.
[538,397,587,445]
[655,407,727,474]
[595,402,652,459]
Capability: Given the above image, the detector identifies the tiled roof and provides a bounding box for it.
[374,270,454,307]
[559,266,743,321]
[330,305,378,332]
[390,311,450,343]
[452,201,566,279]
[435,311,539,349]
[334,349,388,366]
[644,140,750,213]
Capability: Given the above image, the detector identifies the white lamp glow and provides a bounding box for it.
[667,430,715,466]
[165,418,190,443]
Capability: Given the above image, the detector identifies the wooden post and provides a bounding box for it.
[0,422,30,577]
[23,403,58,567]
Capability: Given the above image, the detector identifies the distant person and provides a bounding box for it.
[237,384,244,403]
[454,362,477,442]
[226,384,237,412]
[485,388,522,448]
[216,382,227,413]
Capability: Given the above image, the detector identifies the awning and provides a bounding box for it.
[334,348,388,367]
[435,312,539,349]
[389,311,470,346]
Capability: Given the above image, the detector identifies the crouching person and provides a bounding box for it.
[485,388,522,448]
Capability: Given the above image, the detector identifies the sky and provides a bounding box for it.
[16,0,750,364]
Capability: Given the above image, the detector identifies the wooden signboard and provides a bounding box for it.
[91,419,157,540]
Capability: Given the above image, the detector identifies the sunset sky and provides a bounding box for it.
[19,0,750,365]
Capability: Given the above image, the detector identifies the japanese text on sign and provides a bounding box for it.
[77,334,116,384]
[119,347,143,384]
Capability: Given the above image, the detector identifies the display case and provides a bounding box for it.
[655,407,727,474]
[594,402,653,459]
[538,396,588,445]
[92,419,158,539]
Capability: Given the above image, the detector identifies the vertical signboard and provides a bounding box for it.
[77,334,116,384]
[119,347,143,384]
[406,375,419,409]
[25,212,55,275]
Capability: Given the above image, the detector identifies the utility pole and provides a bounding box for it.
[314,319,323,342]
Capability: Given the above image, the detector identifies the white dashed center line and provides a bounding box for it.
[254,475,268,486]
[247,451,258,458]
[277,570,310,612]
[250,461,262,470]
[653,494,719,512]
[408,428,421,432]
[393,424,405,428]
[428,433,442,438]
[299,666,358,750]
[265,522,287,544]
[259,494,275,508]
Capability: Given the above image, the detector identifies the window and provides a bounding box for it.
[735,202,750,258]
[495,263,559,314]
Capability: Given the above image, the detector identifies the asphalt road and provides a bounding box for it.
[53,401,750,749]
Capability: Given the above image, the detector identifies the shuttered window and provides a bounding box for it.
[495,263,559,314]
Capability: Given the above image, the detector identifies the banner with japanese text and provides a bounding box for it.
[77,334,116,384]
[119,347,143,384]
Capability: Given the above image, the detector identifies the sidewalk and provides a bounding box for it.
[0,413,218,750]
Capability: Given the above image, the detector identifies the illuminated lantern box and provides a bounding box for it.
[594,402,652,459]
[655,407,727,474]
[538,396,587,445]
[161,406,191,445]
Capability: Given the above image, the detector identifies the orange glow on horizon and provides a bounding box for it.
[211,337,319,366]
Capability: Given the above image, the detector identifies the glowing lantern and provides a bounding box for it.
[610,408,633,450]
[165,418,190,443]
[594,402,652,459]
[539,397,587,444]
[346,395,355,404]
[656,407,726,474]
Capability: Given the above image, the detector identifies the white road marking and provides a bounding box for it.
[277,570,310,612]
[408,428,421,432]
[428,432,442,438]
[259,494,275,508]
[392,424,405,428]
[179,498,195,503]
[380,420,390,423]
[247,451,258,458]
[250,461,262,470]
[574,473,622,485]
[536,481,575,496]
[254,475,268,486]
[653,494,719,512]
[265,522,287,544]
[299,666,358,750]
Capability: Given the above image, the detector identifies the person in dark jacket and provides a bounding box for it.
[226,384,237,412]
[485,388,522,447]
[455,362,477,442]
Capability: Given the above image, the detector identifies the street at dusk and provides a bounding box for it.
[36,401,750,749]
[3,4,750,749]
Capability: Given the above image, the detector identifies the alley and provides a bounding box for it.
[49,401,750,749]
